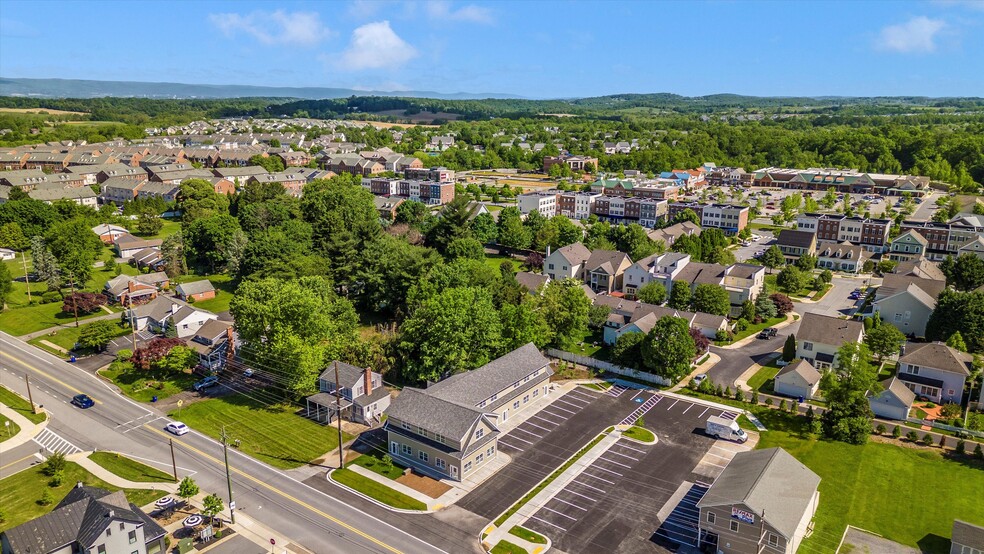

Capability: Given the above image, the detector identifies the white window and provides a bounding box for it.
[730,520,740,532]
[533,389,539,398]
[802,342,813,351]
[514,401,520,409]
[435,458,446,470]
[401,444,412,455]
[487,445,495,457]
[523,395,529,404]
[129,531,137,544]
[464,462,472,473]
[475,428,484,439]
[476,453,484,464]
[491,393,498,401]
[768,534,779,547]
[908,365,920,375]
[419,451,429,463]
[895,312,903,322]
[402,421,411,430]
[390,441,398,454]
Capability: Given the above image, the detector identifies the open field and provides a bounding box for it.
[351,119,439,129]
[99,364,197,403]
[89,451,175,483]
[0,107,87,115]
[0,385,47,424]
[371,109,460,122]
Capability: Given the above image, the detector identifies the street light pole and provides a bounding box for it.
[334,361,344,469]
[220,426,235,524]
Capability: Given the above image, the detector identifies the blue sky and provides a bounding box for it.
[1,0,982,98]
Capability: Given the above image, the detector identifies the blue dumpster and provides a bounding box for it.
[69,355,76,363]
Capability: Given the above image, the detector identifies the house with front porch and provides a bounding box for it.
[583,249,632,294]
[383,343,552,481]
[795,312,864,370]
[543,243,592,282]
[888,230,929,263]
[897,342,972,404]
[305,362,390,426]
[816,241,871,274]
[776,229,817,264]
[188,319,235,372]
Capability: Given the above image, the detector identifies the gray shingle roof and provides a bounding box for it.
[425,343,551,408]
[876,274,945,301]
[797,312,864,347]
[900,342,973,376]
[776,229,817,249]
[317,361,367,388]
[584,249,630,275]
[872,376,916,406]
[514,271,550,293]
[952,520,984,550]
[384,388,486,442]
[552,242,591,266]
[776,359,821,386]
[697,448,821,539]
[176,279,215,296]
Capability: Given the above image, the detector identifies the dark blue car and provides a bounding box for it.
[71,394,94,409]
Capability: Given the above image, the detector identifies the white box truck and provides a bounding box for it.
[706,415,747,443]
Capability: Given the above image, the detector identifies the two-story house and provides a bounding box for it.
[0,485,167,554]
[897,342,972,404]
[383,343,552,481]
[888,230,929,262]
[188,319,235,372]
[795,312,864,370]
[543,243,592,282]
[697,448,820,554]
[305,361,391,426]
[622,252,690,299]
[583,249,633,294]
[776,229,817,264]
[871,274,945,337]
[816,241,871,274]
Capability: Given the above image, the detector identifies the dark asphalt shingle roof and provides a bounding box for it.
[317,361,367,388]
[384,388,486,442]
[797,312,864,347]
[900,342,973,376]
[425,343,551,407]
[952,520,984,549]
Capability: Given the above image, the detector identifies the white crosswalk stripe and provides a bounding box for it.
[33,428,83,455]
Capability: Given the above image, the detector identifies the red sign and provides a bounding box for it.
[270,539,276,545]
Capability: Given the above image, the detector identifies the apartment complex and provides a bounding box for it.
[668,202,749,234]
[516,190,670,227]
[899,216,984,260]
[752,167,929,196]
[796,213,892,252]
[361,177,456,205]
[590,178,680,200]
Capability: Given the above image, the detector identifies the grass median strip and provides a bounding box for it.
[493,431,608,527]
[491,540,527,554]
[622,425,655,442]
[89,452,175,483]
[0,385,47,424]
[509,525,548,544]
[331,468,426,511]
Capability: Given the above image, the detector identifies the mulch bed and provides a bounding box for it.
[396,471,451,499]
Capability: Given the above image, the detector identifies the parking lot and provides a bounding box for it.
[518,393,745,554]
[496,387,601,455]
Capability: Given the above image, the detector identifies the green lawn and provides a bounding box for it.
[99,363,197,403]
[169,390,353,469]
[349,453,406,480]
[171,272,237,314]
[580,382,611,392]
[622,425,656,442]
[28,320,130,356]
[509,525,547,545]
[746,361,782,393]
[566,328,608,359]
[88,452,175,483]
[136,218,182,240]
[490,540,527,554]
[331,468,426,510]
[754,416,983,554]
[483,253,524,274]
[0,385,47,424]
[719,316,787,345]
[0,413,20,443]
[763,274,818,299]
[0,462,167,532]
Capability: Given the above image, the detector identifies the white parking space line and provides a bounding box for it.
[607,450,639,461]
[563,489,597,502]
[539,410,569,421]
[630,389,645,401]
[682,403,693,414]
[541,506,578,521]
[572,480,606,493]
[552,497,588,511]
[560,394,590,405]
[498,440,524,451]
[667,399,680,410]
[523,421,553,433]
[504,433,537,445]
[580,472,615,485]
[554,399,583,410]
[598,457,632,469]
[529,516,566,531]
[590,465,623,477]
[698,407,710,418]
[566,391,596,401]
[617,442,648,454]
[549,404,576,415]
[533,414,564,426]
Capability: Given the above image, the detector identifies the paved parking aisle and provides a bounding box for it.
[496,388,598,454]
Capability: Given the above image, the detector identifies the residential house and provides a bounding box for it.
[91,223,129,244]
[775,229,817,264]
[167,306,219,339]
[892,258,946,281]
[816,241,871,274]
[103,273,169,304]
[134,181,180,202]
[211,166,270,185]
[673,261,765,318]
[373,196,405,221]
[888,230,929,262]
[114,234,163,260]
[796,213,891,253]
[278,150,313,167]
[383,343,552,481]
[795,312,864,370]
[405,167,454,182]
[647,220,700,247]
[101,177,147,205]
[871,274,945,337]
[583,249,632,294]
[622,252,690,299]
[897,342,972,404]
[697,448,821,554]
[514,271,550,294]
[773,359,821,401]
[0,484,167,554]
[125,296,214,337]
[247,172,307,197]
[599,297,728,344]
[305,362,391,426]
[175,280,216,302]
[898,219,984,260]
[868,376,916,421]
[0,248,15,261]
[188,319,235,372]
[27,182,98,207]
[131,247,164,271]
[0,168,84,191]
[544,243,592,282]
[951,520,984,554]
[958,236,984,262]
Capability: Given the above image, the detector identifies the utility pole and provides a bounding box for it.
[25,374,37,414]
[220,426,235,524]
[334,361,344,469]
[21,251,31,303]
[127,298,137,352]
[69,273,79,327]
[169,438,178,482]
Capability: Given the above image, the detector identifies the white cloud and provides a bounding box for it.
[338,21,418,70]
[208,10,330,46]
[877,16,946,53]
[424,1,493,24]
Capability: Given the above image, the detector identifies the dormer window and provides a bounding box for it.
[475,428,484,439]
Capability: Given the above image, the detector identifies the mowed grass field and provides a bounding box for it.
[757,414,984,554]
[169,390,353,469]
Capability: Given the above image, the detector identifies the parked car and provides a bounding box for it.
[193,375,219,391]
[693,373,708,386]
[71,394,95,409]
[243,368,254,378]
[758,328,778,340]
[165,422,190,436]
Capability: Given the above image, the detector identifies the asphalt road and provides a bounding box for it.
[0,333,446,554]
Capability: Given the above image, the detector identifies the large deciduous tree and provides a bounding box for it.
[46,219,103,287]
[534,278,590,348]
[62,292,107,315]
[641,316,697,381]
[776,265,806,294]
[184,214,247,273]
[691,283,731,316]
[636,281,667,305]
[667,280,692,310]
[178,179,230,225]
[300,176,381,283]
[864,324,906,363]
[77,320,119,352]
[940,254,984,292]
[761,245,785,273]
[926,289,984,353]
[820,342,878,445]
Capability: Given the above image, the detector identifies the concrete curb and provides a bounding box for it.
[714,312,796,350]
[325,468,434,514]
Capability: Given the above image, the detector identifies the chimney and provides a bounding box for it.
[363,368,373,397]
[546,245,551,258]
[107,510,115,518]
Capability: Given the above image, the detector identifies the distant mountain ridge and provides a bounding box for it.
[0,78,522,100]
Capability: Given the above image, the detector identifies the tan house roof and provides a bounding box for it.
[797,312,864,346]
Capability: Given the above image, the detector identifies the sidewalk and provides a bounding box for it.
[21,312,121,340]
[0,403,48,450]
[483,429,622,553]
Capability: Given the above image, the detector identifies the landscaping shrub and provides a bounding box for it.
[751,391,759,405]
[955,440,966,454]
[976,444,984,460]
[723,386,731,398]
[734,318,749,332]
[48,470,64,487]
[938,435,946,448]
[892,425,902,439]
[940,403,962,420]
[906,430,919,442]
[41,452,66,476]
[921,434,934,446]
[875,424,886,435]
[734,388,744,402]
[765,398,773,407]
[38,489,53,506]
[41,291,61,304]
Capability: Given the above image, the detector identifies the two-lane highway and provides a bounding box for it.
[0,332,446,554]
